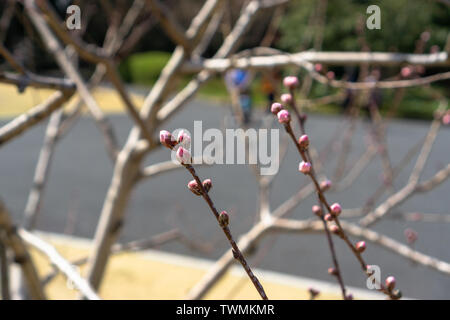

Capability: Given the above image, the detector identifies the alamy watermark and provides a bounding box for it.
[366,5,381,30]
[170,121,280,176]
[66,5,81,30]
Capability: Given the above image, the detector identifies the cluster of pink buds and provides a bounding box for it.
[298,161,312,175]
[271,102,283,115]
[160,129,192,164]
[176,147,191,164]
[187,178,213,196]
[283,76,299,89]
[355,241,366,253]
[177,130,191,148]
[401,66,412,78]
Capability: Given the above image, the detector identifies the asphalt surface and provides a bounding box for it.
[1,100,449,299]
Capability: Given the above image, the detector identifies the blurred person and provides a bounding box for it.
[225,69,253,124]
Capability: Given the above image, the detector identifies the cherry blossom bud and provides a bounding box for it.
[330,225,340,234]
[176,147,191,164]
[314,63,323,72]
[308,287,320,299]
[430,45,440,54]
[187,180,202,196]
[328,267,338,276]
[281,93,292,104]
[355,241,366,253]
[320,179,332,191]
[391,289,402,299]
[330,203,342,216]
[312,205,322,217]
[219,211,229,227]
[298,134,309,149]
[442,112,450,125]
[404,228,418,244]
[277,109,291,124]
[271,102,283,115]
[283,76,299,89]
[345,293,354,300]
[326,71,335,80]
[299,161,312,174]
[177,130,191,148]
[324,213,334,221]
[202,179,212,193]
[401,66,412,78]
[159,130,175,148]
[385,276,396,291]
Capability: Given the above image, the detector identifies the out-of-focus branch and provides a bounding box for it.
[0,91,72,147]
[19,229,100,300]
[0,200,45,300]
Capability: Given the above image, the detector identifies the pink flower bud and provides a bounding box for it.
[314,63,323,72]
[355,241,366,253]
[298,134,309,149]
[299,161,312,174]
[442,112,450,125]
[159,130,175,148]
[385,276,396,291]
[329,225,340,234]
[187,180,202,196]
[330,203,342,216]
[271,102,283,115]
[328,267,338,276]
[320,179,332,191]
[324,213,334,221]
[176,147,191,164]
[345,293,354,300]
[404,228,418,244]
[277,109,291,124]
[401,66,412,78]
[281,93,292,104]
[312,205,322,217]
[219,210,229,227]
[177,130,191,148]
[308,287,320,299]
[283,76,299,89]
[326,71,335,80]
[202,179,212,193]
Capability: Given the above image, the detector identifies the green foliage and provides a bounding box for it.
[278,0,450,52]
[119,51,171,85]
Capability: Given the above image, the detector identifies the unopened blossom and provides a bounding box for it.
[326,71,335,80]
[330,203,342,216]
[328,267,338,276]
[187,180,202,196]
[159,130,175,148]
[176,147,191,164]
[299,161,312,174]
[355,241,366,253]
[401,66,412,78]
[177,130,191,148]
[385,276,396,291]
[345,293,354,300]
[277,109,291,124]
[314,63,323,72]
[202,179,212,193]
[320,179,332,191]
[219,211,229,227]
[404,228,418,244]
[281,93,292,104]
[443,111,450,125]
[330,225,340,234]
[308,287,320,299]
[298,134,309,149]
[312,205,322,217]
[271,102,283,115]
[324,213,333,221]
[283,76,299,89]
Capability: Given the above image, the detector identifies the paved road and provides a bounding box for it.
[1,100,449,299]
